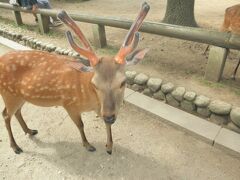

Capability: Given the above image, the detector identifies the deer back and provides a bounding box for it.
[0,50,99,111]
[222,4,240,34]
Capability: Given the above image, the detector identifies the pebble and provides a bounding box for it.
[171,87,186,101]
[147,78,162,92]
[125,71,137,85]
[143,88,152,97]
[208,100,232,115]
[153,90,165,101]
[181,100,196,112]
[197,107,211,117]
[230,107,240,128]
[134,73,149,85]
[184,91,196,101]
[166,94,180,107]
[194,95,210,107]
[161,82,174,94]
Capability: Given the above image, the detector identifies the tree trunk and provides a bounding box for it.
[162,0,198,27]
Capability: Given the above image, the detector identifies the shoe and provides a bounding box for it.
[49,21,63,27]
[53,20,63,25]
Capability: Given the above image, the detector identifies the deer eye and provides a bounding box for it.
[120,80,126,88]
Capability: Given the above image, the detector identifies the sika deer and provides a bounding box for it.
[0,2,150,154]
[221,4,240,80]
[204,4,240,80]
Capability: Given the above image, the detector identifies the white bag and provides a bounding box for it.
[9,0,20,6]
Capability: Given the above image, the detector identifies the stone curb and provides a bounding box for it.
[124,89,240,157]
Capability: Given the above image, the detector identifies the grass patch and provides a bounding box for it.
[198,77,240,96]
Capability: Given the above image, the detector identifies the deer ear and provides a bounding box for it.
[126,48,149,65]
[66,61,93,72]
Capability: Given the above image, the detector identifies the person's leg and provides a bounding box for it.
[37,1,61,23]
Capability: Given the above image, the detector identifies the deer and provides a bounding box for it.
[0,2,150,155]
[204,4,240,80]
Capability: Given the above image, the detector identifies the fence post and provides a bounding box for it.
[92,24,107,48]
[13,11,23,25]
[37,14,50,34]
[204,46,229,82]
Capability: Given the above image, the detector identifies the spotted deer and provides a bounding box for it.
[204,4,240,80]
[221,4,240,79]
[0,2,150,154]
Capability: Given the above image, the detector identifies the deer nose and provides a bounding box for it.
[104,115,116,124]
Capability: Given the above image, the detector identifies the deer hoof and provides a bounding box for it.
[29,129,38,136]
[106,150,112,155]
[14,147,23,154]
[85,145,96,152]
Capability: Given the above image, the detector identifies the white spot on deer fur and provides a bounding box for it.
[20,89,25,94]
[22,81,27,85]
[40,57,45,61]
[80,84,84,93]
[66,84,70,88]
[20,60,25,66]
[25,56,29,60]
[51,70,56,74]
[35,89,39,93]
[81,88,84,93]
[6,66,11,72]
[72,85,76,89]
[8,87,14,92]
[28,86,32,89]
[72,97,77,101]
[11,64,17,71]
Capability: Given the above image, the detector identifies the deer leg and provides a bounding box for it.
[15,108,38,136]
[231,58,240,80]
[2,94,26,154]
[3,108,23,154]
[105,123,113,155]
[65,108,96,152]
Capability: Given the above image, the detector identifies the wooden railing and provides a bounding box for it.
[0,2,239,82]
[1,2,240,50]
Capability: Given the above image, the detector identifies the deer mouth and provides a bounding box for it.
[103,115,116,124]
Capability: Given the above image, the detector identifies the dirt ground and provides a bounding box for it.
[0,100,240,180]
[1,1,240,179]
[0,0,240,106]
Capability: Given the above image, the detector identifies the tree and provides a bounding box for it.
[162,0,198,27]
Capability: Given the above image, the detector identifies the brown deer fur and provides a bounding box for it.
[0,2,150,155]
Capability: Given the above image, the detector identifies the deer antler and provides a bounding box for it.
[57,10,99,66]
[115,2,150,64]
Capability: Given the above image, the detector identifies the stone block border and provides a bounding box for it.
[0,27,240,134]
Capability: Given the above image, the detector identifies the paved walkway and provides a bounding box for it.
[0,99,240,179]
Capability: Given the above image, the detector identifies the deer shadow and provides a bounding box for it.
[24,137,175,179]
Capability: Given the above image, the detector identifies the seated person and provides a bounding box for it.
[21,0,63,27]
